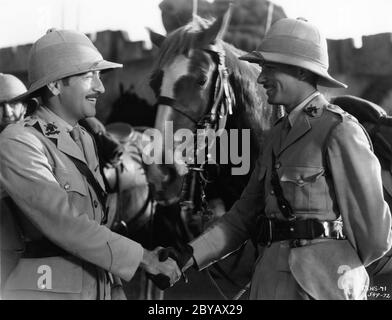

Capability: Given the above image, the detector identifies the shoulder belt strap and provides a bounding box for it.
[32,124,108,223]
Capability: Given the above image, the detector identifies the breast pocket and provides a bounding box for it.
[279,166,327,211]
[54,168,87,197]
[53,168,88,216]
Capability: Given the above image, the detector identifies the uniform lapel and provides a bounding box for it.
[277,94,326,156]
[271,118,285,157]
[57,131,87,164]
[30,107,87,164]
[279,114,311,155]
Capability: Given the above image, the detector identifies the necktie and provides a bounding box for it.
[70,126,84,154]
[280,116,291,144]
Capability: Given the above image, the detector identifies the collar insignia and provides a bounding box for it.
[45,122,60,136]
[304,104,320,117]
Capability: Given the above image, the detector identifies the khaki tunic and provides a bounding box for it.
[0,106,143,299]
[191,94,392,300]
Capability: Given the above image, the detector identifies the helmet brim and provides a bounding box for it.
[239,51,347,89]
[10,59,123,103]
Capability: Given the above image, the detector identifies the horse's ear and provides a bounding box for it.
[194,5,232,47]
[147,28,166,48]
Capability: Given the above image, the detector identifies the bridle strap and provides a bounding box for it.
[157,42,234,134]
[157,96,199,125]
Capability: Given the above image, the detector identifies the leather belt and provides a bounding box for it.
[22,239,68,258]
[256,217,346,247]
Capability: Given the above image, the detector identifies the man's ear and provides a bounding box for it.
[297,68,308,81]
[46,81,61,96]
[298,68,316,84]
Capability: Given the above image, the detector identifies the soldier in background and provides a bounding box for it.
[0,73,31,132]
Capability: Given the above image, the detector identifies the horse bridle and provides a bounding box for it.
[156,43,234,133]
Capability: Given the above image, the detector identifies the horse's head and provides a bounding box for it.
[148,11,234,204]
[147,9,277,205]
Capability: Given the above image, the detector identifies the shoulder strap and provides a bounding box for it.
[270,153,296,221]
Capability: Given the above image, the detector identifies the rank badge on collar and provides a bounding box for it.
[45,122,60,136]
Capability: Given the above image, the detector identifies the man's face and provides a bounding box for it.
[0,101,27,130]
[257,62,300,108]
[58,71,105,123]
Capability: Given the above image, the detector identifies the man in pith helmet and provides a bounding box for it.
[176,18,392,299]
[0,29,181,300]
[0,73,30,132]
[0,73,31,297]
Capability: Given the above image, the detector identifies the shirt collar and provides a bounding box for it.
[41,106,76,132]
[288,91,320,127]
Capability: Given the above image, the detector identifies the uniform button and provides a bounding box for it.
[64,183,70,190]
[93,200,98,208]
[298,179,304,184]
[270,190,275,195]
[275,162,281,169]
[282,205,286,209]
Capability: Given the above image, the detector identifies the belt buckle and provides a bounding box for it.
[290,239,307,248]
[290,239,301,248]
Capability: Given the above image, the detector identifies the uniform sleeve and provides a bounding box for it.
[0,129,143,281]
[190,158,265,270]
[327,120,392,266]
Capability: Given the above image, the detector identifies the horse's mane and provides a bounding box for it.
[154,16,213,70]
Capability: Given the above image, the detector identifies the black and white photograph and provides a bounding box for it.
[1,0,392,305]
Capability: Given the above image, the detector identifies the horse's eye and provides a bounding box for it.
[197,75,208,87]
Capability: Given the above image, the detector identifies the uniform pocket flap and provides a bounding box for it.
[280,166,325,186]
[54,168,87,196]
[4,256,83,294]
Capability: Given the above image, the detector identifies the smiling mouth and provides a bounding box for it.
[86,97,98,103]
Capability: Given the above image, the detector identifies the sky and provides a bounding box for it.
[1,0,392,49]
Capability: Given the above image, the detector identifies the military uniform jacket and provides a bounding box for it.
[190,94,392,300]
[0,106,143,299]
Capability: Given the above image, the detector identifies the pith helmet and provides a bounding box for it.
[0,73,27,103]
[240,18,347,88]
[15,28,123,101]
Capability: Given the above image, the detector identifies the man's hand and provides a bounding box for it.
[140,247,182,289]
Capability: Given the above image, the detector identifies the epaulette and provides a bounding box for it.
[325,104,359,123]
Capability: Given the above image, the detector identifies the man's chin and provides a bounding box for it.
[84,107,96,118]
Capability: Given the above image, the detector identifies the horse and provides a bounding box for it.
[146,11,280,298]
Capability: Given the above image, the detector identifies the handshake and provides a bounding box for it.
[140,244,194,290]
